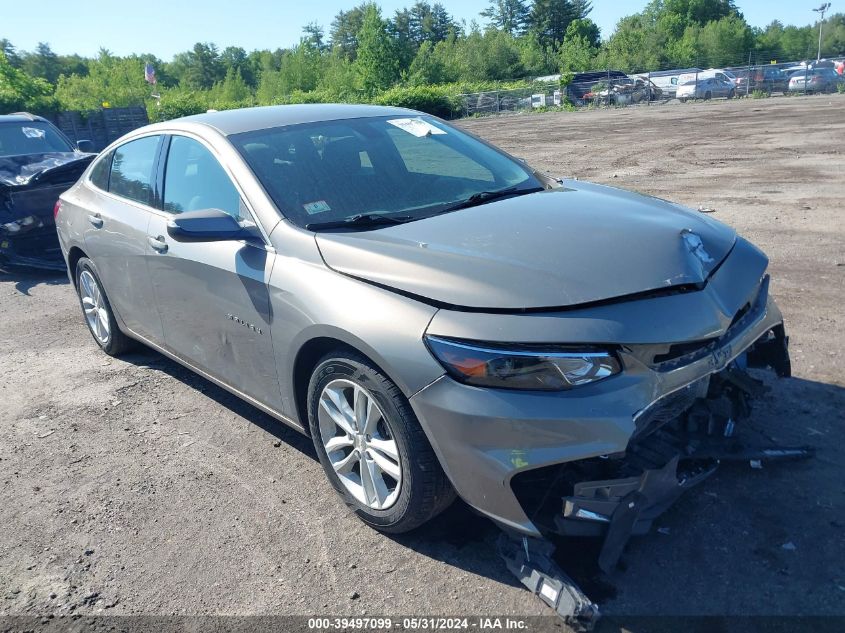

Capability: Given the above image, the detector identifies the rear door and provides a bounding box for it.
[83,135,165,342]
[145,134,281,409]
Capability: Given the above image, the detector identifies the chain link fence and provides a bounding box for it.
[458,52,845,118]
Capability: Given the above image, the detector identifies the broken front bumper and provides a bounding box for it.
[411,265,794,537]
[0,182,67,271]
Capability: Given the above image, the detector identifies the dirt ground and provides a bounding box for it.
[1,96,843,628]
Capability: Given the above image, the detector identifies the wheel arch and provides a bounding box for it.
[291,334,404,435]
[67,246,88,288]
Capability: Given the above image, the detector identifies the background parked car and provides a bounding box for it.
[706,68,740,86]
[787,68,844,93]
[734,67,789,94]
[676,76,736,101]
[0,113,95,270]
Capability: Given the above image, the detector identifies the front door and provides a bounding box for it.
[145,135,282,409]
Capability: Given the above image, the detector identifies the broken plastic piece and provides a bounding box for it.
[497,533,599,630]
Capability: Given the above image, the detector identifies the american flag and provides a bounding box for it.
[144,63,157,85]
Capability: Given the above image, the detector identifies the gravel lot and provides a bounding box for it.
[1,96,843,627]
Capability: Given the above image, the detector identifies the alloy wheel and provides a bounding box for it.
[317,378,401,510]
[79,270,110,344]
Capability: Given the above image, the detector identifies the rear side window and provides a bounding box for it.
[109,136,161,205]
[88,151,113,190]
[163,136,240,217]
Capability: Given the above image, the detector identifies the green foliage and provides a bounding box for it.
[407,40,450,85]
[558,33,596,73]
[529,0,593,48]
[3,0,843,123]
[460,29,526,82]
[355,5,400,94]
[209,68,253,106]
[21,43,61,84]
[602,14,662,72]
[481,0,531,36]
[54,52,151,110]
[680,15,754,67]
[0,39,21,68]
[331,2,376,60]
[151,91,209,122]
[371,83,460,117]
[0,51,57,113]
[558,19,600,72]
[751,89,769,99]
[170,43,224,90]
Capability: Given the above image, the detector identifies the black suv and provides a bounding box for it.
[0,113,95,270]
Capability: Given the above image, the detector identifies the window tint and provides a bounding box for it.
[89,151,112,190]
[163,136,240,217]
[109,136,160,205]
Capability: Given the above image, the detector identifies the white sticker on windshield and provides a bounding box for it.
[387,118,446,138]
[22,127,46,139]
[303,200,331,215]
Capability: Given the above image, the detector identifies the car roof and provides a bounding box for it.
[0,112,50,124]
[168,103,421,136]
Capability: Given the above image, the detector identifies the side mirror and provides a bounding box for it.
[76,139,95,153]
[166,208,259,243]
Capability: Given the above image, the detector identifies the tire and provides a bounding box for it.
[307,351,456,533]
[75,257,134,356]
[679,97,687,103]
[728,89,736,99]
[704,91,712,100]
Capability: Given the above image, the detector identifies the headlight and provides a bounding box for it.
[425,336,621,391]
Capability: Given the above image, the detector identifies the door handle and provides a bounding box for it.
[87,213,103,228]
[148,235,168,253]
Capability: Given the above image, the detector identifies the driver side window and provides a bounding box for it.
[163,136,241,218]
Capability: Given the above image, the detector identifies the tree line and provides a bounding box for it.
[2,0,844,119]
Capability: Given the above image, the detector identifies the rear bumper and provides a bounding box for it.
[410,288,788,537]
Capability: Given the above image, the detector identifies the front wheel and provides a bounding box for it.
[307,352,455,533]
[728,89,736,99]
[75,257,134,356]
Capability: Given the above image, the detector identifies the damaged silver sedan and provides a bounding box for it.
[55,105,808,623]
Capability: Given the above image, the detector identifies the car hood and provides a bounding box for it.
[315,180,736,310]
[0,152,94,189]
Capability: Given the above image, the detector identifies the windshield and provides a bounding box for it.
[0,121,74,157]
[231,115,541,228]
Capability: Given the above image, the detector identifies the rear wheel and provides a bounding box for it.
[728,89,736,99]
[75,258,133,356]
[704,91,712,100]
[308,351,455,533]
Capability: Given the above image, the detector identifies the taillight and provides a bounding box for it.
[53,200,62,219]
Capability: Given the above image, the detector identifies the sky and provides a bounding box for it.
[2,0,832,59]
